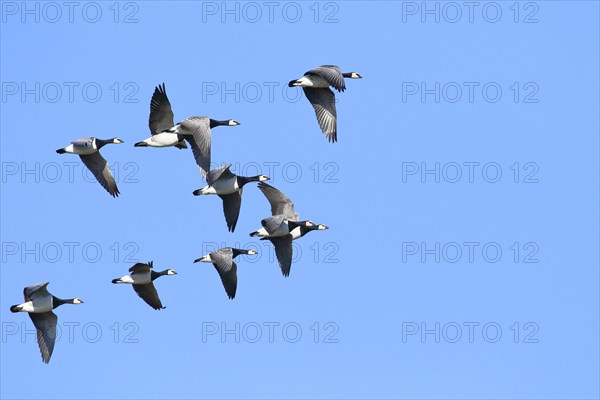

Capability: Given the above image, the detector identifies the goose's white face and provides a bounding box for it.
[317,224,329,230]
[259,175,269,182]
[113,138,124,144]
[73,298,84,304]
[167,269,177,275]
[350,72,362,79]
[247,249,258,255]
[197,255,211,263]
[228,120,240,126]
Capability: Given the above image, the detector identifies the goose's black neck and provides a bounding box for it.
[288,220,301,230]
[52,296,65,307]
[237,175,262,187]
[342,72,353,78]
[298,225,319,237]
[210,119,229,128]
[95,138,113,149]
[52,296,74,308]
[232,248,251,258]
[151,270,169,280]
[289,220,311,229]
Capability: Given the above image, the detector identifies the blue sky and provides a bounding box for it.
[1,1,599,399]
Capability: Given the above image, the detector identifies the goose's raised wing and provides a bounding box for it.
[258,182,298,221]
[207,164,234,186]
[149,83,175,134]
[24,282,50,302]
[305,65,345,92]
[129,262,153,273]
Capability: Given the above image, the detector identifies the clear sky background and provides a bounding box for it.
[1,1,599,399]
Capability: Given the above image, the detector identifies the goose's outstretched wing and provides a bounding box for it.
[303,87,337,143]
[180,117,212,177]
[210,248,238,299]
[219,190,242,233]
[269,235,293,277]
[29,312,58,364]
[79,152,120,197]
[132,283,165,310]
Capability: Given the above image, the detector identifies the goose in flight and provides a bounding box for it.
[10,282,83,363]
[112,262,177,310]
[134,82,240,177]
[249,182,313,239]
[134,83,188,149]
[56,137,124,197]
[193,164,269,232]
[264,223,329,277]
[288,65,362,143]
[194,247,257,299]
[249,182,328,276]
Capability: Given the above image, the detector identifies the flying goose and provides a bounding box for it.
[249,182,328,276]
[194,247,257,299]
[288,65,362,143]
[112,262,177,310]
[265,223,329,277]
[134,82,240,177]
[193,164,269,232]
[10,282,83,363]
[249,182,313,239]
[134,83,188,149]
[56,137,124,197]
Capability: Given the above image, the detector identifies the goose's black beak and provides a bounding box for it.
[288,80,299,87]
